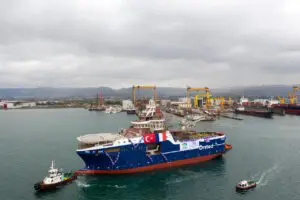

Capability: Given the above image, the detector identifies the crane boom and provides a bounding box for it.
[186,86,211,109]
[132,85,157,105]
[286,86,300,104]
[292,86,300,104]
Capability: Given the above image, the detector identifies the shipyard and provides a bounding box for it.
[0,85,299,200]
[1,1,300,200]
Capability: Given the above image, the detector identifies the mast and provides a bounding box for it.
[96,93,99,107]
[99,88,103,106]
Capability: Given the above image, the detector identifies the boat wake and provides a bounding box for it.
[76,180,126,189]
[253,165,279,188]
[75,180,90,188]
[106,184,127,189]
[165,169,206,185]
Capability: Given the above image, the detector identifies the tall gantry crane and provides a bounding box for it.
[132,85,158,105]
[292,86,300,104]
[186,86,211,110]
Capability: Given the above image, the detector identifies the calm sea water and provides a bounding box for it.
[0,108,299,200]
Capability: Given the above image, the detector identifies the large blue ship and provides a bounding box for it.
[76,100,228,175]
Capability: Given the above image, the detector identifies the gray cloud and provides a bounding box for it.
[0,0,300,88]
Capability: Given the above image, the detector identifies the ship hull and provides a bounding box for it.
[76,153,222,175]
[273,104,300,115]
[235,110,273,118]
[88,108,105,111]
[126,110,136,114]
[76,136,226,175]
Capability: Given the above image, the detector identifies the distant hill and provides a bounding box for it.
[0,85,296,100]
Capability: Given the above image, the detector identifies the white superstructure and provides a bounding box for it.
[139,99,156,118]
[132,99,165,131]
[42,161,64,185]
[122,100,134,110]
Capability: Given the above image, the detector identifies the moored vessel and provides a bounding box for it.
[88,90,105,111]
[34,161,77,192]
[235,107,273,118]
[126,108,136,114]
[272,104,300,115]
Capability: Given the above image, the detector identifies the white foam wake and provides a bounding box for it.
[255,165,279,187]
[75,180,90,188]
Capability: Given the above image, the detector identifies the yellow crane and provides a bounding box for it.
[194,94,207,108]
[292,86,300,104]
[132,85,158,105]
[187,86,211,110]
[212,97,225,111]
[277,96,285,104]
[288,92,296,104]
[219,97,225,111]
[286,86,300,105]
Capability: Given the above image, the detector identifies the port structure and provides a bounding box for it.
[215,97,225,111]
[286,86,299,104]
[292,86,299,104]
[186,86,211,110]
[132,85,158,105]
[277,96,285,104]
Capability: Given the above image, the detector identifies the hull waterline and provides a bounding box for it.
[75,153,222,175]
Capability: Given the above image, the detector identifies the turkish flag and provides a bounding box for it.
[143,133,157,144]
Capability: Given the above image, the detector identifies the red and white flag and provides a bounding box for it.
[143,133,157,144]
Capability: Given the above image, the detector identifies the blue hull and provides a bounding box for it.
[76,136,226,174]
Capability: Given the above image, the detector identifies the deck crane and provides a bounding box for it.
[186,86,211,110]
[132,85,158,105]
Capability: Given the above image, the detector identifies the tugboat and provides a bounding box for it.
[236,180,256,191]
[34,161,77,192]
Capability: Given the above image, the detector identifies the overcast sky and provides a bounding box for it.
[0,0,299,88]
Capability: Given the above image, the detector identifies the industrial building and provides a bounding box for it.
[0,100,36,109]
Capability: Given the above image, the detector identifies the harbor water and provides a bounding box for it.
[0,108,299,200]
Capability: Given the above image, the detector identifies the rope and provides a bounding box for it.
[105,152,120,166]
[146,154,153,163]
[161,153,169,163]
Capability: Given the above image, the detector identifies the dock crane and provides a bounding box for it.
[288,92,296,104]
[218,97,225,111]
[186,86,211,110]
[277,96,285,104]
[287,86,300,105]
[292,86,300,104]
[132,85,158,105]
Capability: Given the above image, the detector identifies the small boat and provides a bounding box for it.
[34,161,77,192]
[236,180,256,191]
[126,108,136,114]
[225,144,232,151]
